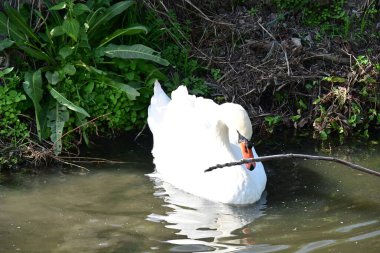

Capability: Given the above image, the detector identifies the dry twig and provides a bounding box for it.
[257,22,291,76]
[205,153,380,177]
[51,113,111,152]
[182,0,233,26]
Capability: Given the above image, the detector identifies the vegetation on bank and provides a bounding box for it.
[154,0,379,139]
[270,0,380,140]
[0,0,207,169]
[0,0,379,169]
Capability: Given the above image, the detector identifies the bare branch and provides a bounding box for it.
[257,22,291,76]
[205,153,380,177]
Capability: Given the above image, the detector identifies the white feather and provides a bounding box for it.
[147,81,267,204]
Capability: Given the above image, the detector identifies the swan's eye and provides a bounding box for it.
[237,131,245,143]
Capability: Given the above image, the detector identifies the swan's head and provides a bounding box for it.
[219,103,256,170]
[219,103,252,139]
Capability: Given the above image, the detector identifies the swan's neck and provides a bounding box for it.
[215,121,235,156]
[215,120,228,140]
[215,120,244,166]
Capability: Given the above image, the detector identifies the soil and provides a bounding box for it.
[146,0,380,134]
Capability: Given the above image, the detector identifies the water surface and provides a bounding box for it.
[0,134,379,252]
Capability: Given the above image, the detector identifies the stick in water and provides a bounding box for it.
[205,153,380,177]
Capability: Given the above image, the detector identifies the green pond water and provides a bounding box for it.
[0,133,379,253]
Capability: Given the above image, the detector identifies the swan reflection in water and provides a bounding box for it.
[147,176,289,253]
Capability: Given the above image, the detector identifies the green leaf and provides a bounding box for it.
[50,88,90,117]
[0,12,25,42]
[23,70,43,105]
[88,66,106,75]
[290,115,301,122]
[23,70,43,140]
[137,61,167,81]
[298,99,307,110]
[126,72,134,80]
[101,44,169,66]
[78,27,90,48]
[47,101,69,155]
[0,67,14,77]
[83,82,94,93]
[265,115,282,126]
[322,76,346,83]
[39,103,49,139]
[63,18,80,41]
[63,64,76,76]
[44,1,63,26]
[4,2,41,44]
[45,71,53,84]
[76,61,106,75]
[73,3,91,16]
[59,46,74,59]
[320,130,328,140]
[0,12,8,35]
[313,97,321,105]
[359,76,376,84]
[88,1,135,36]
[98,25,148,47]
[50,25,65,37]
[87,7,105,31]
[19,45,52,63]
[49,2,67,11]
[0,38,14,51]
[45,71,62,85]
[108,81,140,100]
[75,112,90,146]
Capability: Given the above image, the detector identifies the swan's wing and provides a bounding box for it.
[149,84,221,172]
[148,81,170,134]
[152,81,170,106]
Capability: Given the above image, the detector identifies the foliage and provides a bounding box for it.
[0,68,29,172]
[211,68,221,80]
[312,55,380,140]
[0,68,30,141]
[248,7,259,16]
[0,0,169,155]
[272,0,374,37]
[268,0,380,140]
[359,1,379,34]
[265,115,282,133]
[144,10,209,96]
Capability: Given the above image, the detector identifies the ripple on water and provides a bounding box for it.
[0,134,379,253]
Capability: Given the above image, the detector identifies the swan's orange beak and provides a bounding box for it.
[239,141,256,171]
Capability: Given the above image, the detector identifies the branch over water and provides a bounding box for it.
[205,153,380,177]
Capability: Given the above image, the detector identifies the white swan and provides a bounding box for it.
[147,81,267,204]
